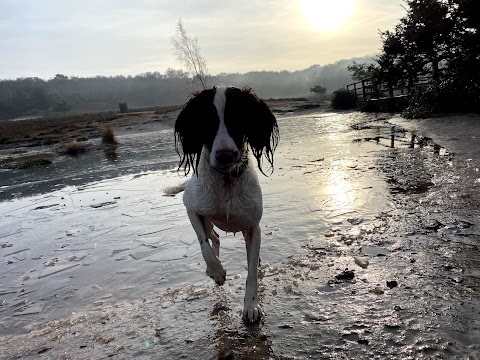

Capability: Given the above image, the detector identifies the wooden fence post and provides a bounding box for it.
[361,80,367,101]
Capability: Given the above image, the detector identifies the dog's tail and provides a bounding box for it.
[163,180,188,196]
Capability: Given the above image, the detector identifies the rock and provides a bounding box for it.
[335,269,355,281]
[425,219,444,232]
[347,217,363,225]
[354,257,369,269]
[386,280,398,288]
[368,287,384,295]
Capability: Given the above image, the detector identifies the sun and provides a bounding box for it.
[300,0,355,32]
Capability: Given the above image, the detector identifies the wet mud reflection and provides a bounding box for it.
[353,125,450,155]
[209,292,272,360]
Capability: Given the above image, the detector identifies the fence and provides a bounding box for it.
[346,79,412,112]
[346,79,409,102]
[346,77,433,102]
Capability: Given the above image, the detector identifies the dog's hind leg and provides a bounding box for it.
[188,210,226,285]
[242,225,263,323]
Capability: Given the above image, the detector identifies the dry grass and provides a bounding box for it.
[0,112,119,146]
[60,141,90,156]
[101,125,118,145]
[0,108,177,152]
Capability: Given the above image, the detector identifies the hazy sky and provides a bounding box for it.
[0,0,406,79]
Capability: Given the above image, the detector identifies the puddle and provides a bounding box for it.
[0,110,393,336]
[361,245,390,256]
[352,120,450,156]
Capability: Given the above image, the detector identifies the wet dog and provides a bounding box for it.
[174,85,278,323]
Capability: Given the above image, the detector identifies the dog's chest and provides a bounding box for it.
[207,181,261,230]
[184,172,263,232]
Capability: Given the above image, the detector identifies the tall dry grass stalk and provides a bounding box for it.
[102,125,118,145]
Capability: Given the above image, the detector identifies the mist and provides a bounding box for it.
[0,56,375,120]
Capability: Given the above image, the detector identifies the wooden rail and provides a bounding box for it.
[346,78,432,102]
[346,78,413,112]
[346,79,372,101]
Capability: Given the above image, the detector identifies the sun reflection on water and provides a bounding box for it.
[324,162,357,212]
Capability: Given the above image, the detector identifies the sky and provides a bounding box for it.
[0,0,406,79]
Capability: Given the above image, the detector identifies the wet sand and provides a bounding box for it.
[1,108,480,359]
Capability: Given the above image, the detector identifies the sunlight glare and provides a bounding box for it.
[300,0,355,32]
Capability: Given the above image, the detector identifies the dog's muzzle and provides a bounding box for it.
[215,149,239,168]
[210,150,248,178]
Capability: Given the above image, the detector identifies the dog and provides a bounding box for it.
[174,85,279,323]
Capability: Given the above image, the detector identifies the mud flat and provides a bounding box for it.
[1,110,480,359]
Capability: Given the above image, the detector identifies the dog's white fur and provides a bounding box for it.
[183,156,263,322]
[179,85,272,323]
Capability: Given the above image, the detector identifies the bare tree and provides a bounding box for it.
[171,19,208,90]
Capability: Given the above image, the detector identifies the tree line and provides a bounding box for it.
[0,57,372,120]
[348,0,479,115]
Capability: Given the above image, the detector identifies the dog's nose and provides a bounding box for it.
[215,149,238,166]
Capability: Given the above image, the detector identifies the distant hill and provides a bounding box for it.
[210,56,376,98]
[0,56,376,120]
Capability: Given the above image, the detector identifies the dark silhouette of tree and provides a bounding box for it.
[347,61,376,81]
[350,0,480,114]
[310,85,327,98]
[54,74,69,80]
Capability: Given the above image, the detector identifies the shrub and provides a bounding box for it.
[118,103,128,113]
[403,78,480,118]
[61,141,89,156]
[331,88,357,110]
[102,125,118,145]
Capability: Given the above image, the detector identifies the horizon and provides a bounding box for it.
[0,55,376,81]
[1,1,406,80]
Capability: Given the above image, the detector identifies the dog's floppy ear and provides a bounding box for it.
[174,89,218,175]
[242,88,279,175]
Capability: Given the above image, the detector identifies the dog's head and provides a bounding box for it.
[174,85,279,176]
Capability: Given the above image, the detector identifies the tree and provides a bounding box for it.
[347,61,376,81]
[53,74,69,80]
[309,85,327,98]
[371,0,480,114]
[171,19,209,90]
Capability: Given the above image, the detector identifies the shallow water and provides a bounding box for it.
[0,110,392,335]
[0,128,178,201]
[2,109,479,359]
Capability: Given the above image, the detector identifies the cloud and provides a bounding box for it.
[0,0,406,79]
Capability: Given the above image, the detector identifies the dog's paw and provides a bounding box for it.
[242,301,263,324]
[206,259,226,286]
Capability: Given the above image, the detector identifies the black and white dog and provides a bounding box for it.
[174,85,279,323]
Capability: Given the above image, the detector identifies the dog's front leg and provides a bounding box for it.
[242,225,262,323]
[187,210,226,285]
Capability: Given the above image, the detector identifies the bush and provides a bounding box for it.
[118,103,128,113]
[402,100,435,119]
[60,141,89,156]
[102,125,118,145]
[331,88,357,110]
[402,78,480,119]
